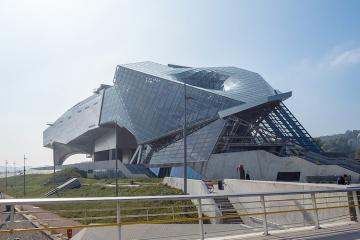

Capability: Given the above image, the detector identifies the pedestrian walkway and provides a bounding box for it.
[3,193,82,238]
[232,222,360,240]
[21,204,82,236]
[0,205,51,240]
[71,222,360,240]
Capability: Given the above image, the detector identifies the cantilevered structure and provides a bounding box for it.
[43,61,360,181]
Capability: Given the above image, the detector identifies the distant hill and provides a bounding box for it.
[0,166,34,173]
[317,130,360,159]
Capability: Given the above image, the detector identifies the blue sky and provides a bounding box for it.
[0,0,359,166]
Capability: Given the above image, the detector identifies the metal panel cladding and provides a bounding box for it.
[110,66,240,143]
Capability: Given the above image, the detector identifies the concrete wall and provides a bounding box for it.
[163,177,221,223]
[122,149,133,164]
[94,130,115,152]
[222,179,353,227]
[195,150,359,182]
[51,160,149,178]
[94,127,137,162]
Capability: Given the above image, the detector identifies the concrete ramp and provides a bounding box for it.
[45,178,81,196]
[222,179,355,228]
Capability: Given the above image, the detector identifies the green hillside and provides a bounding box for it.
[0,169,196,224]
[318,130,360,159]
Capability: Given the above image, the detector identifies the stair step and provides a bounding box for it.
[214,196,242,224]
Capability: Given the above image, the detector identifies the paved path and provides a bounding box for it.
[71,222,360,240]
[2,194,81,239]
[21,204,82,236]
[239,222,360,240]
[0,205,51,240]
[72,224,254,240]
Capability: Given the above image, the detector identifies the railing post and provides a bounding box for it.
[197,199,205,240]
[10,205,14,224]
[311,193,320,229]
[260,195,269,236]
[84,209,88,225]
[116,202,121,240]
[352,191,360,222]
[172,206,175,221]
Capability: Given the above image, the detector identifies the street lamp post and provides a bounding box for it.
[113,121,121,238]
[114,121,119,197]
[183,81,188,194]
[52,143,56,191]
[13,162,16,191]
[5,160,7,193]
[23,155,26,197]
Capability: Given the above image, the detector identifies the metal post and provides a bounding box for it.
[137,145,143,164]
[352,191,360,222]
[116,202,121,240]
[114,122,121,240]
[5,160,7,193]
[13,162,16,191]
[197,199,205,240]
[10,205,14,223]
[172,206,175,221]
[183,80,187,194]
[114,122,118,197]
[84,209,88,225]
[53,144,56,191]
[260,195,269,236]
[311,193,320,229]
[23,155,26,197]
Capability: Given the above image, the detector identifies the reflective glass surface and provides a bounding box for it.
[150,119,225,164]
[100,87,135,134]
[121,62,276,103]
[43,93,103,146]
[108,66,239,143]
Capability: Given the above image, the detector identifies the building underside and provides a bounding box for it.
[43,61,360,180]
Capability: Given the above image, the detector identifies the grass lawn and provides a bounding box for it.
[0,169,197,224]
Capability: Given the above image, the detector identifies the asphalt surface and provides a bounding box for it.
[0,205,51,240]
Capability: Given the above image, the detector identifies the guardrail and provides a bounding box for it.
[1,187,360,239]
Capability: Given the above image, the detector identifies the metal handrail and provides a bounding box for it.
[1,187,360,205]
[1,187,360,239]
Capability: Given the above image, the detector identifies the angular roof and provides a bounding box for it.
[120,61,277,103]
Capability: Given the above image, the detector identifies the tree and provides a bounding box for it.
[313,138,323,148]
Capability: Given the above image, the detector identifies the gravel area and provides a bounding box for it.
[0,205,51,240]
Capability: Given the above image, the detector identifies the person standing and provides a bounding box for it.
[246,171,251,180]
[337,175,345,185]
[344,174,350,185]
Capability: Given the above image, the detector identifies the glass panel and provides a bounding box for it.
[44,93,103,146]
[112,67,239,143]
[150,119,225,164]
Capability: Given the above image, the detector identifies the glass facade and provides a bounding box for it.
[102,66,240,143]
[44,61,321,167]
[43,93,103,146]
[173,69,230,90]
[100,87,135,134]
[150,167,204,180]
[150,119,225,164]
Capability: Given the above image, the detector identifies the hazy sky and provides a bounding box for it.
[0,0,359,167]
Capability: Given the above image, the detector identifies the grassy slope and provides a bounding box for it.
[0,170,196,223]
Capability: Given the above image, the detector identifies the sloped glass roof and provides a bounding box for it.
[120,61,276,104]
